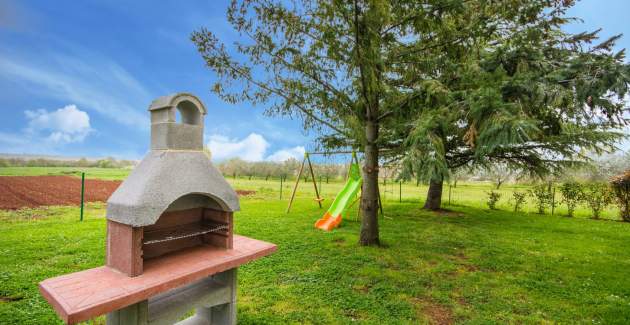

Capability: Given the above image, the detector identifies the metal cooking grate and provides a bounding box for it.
[143,224,228,245]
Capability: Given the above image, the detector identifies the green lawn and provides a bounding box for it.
[0,166,620,219]
[1,181,630,323]
[0,167,131,180]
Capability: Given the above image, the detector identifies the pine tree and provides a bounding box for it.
[398,1,630,210]
[192,0,486,245]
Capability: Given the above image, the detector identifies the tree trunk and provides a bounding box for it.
[423,178,443,210]
[360,120,380,246]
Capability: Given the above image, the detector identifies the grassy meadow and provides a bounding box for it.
[1,167,629,324]
[0,166,619,220]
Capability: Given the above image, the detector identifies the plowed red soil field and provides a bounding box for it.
[0,176,256,210]
[0,176,121,210]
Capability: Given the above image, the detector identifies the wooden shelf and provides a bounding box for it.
[39,235,276,324]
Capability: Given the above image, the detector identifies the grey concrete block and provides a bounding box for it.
[149,93,207,116]
[150,108,176,124]
[174,313,211,325]
[210,303,236,325]
[107,300,148,325]
[148,276,232,325]
[150,123,204,150]
[107,150,240,226]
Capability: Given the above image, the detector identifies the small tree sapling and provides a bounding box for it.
[559,182,584,217]
[582,183,613,219]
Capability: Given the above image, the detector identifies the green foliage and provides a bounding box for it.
[610,171,630,222]
[512,191,527,213]
[191,0,408,244]
[559,182,584,217]
[529,184,553,214]
[400,0,630,209]
[0,157,134,168]
[486,190,501,210]
[583,183,613,219]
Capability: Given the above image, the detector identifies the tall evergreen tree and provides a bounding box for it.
[192,0,485,245]
[396,1,630,210]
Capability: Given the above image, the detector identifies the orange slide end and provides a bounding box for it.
[315,212,342,231]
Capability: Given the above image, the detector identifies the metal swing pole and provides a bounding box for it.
[286,155,306,213]
[305,153,323,208]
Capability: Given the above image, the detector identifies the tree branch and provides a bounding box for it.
[222,61,350,137]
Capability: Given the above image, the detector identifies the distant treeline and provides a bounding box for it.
[215,158,349,182]
[2,152,627,185]
[0,157,136,168]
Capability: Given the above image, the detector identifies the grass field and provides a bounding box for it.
[0,166,618,219]
[1,167,629,324]
[0,167,131,180]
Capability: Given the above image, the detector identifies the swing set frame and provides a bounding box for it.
[285,151,383,215]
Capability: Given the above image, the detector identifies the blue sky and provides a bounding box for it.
[0,0,628,162]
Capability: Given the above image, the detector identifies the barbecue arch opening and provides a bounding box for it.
[141,193,233,261]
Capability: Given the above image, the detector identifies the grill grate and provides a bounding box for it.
[144,224,228,245]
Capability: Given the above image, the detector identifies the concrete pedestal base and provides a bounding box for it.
[106,269,237,325]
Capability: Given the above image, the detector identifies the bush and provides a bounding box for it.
[512,191,527,212]
[486,190,501,210]
[582,183,613,219]
[559,182,583,217]
[529,184,553,214]
[610,170,630,222]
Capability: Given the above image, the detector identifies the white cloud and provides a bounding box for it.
[25,105,92,143]
[0,104,93,155]
[0,50,150,128]
[267,146,305,162]
[207,133,306,162]
[207,133,269,161]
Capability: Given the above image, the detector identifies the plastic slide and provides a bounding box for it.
[315,160,362,231]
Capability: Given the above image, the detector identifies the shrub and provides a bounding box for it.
[512,191,527,212]
[582,183,613,219]
[486,190,501,210]
[610,170,630,222]
[529,184,553,214]
[559,182,583,217]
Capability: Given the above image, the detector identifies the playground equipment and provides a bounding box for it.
[315,152,362,231]
[285,150,385,227]
[286,152,322,213]
[39,93,276,325]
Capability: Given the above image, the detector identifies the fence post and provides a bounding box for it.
[80,172,85,221]
[551,186,556,215]
[448,184,452,205]
[279,177,283,200]
[399,180,402,203]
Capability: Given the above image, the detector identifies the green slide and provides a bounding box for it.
[315,159,362,231]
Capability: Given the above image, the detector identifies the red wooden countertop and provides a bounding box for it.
[39,235,276,324]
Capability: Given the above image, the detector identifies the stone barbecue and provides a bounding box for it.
[39,93,276,325]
